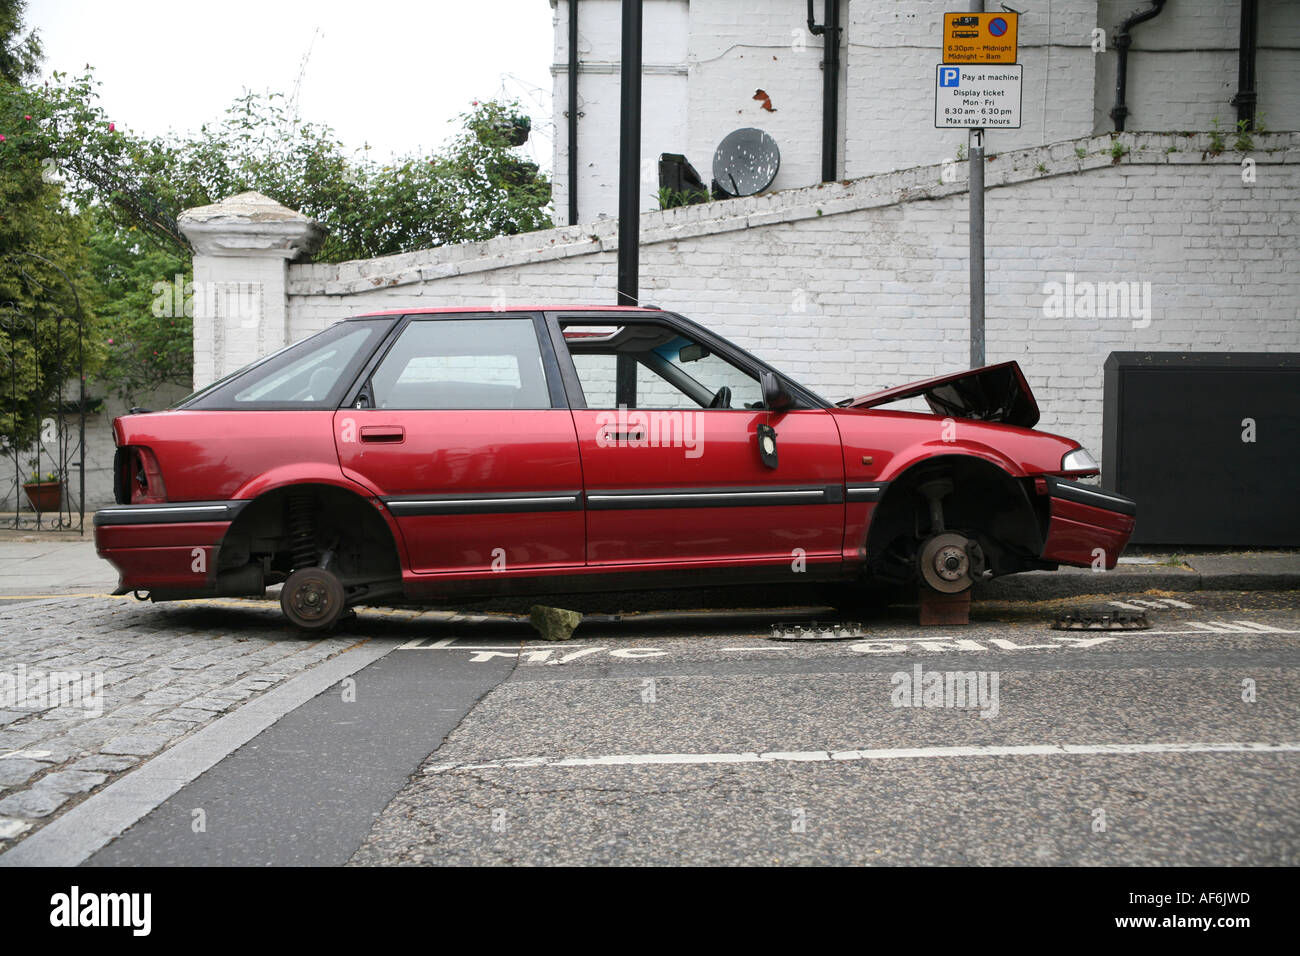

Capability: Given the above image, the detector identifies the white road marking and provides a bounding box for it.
[396,636,468,650]
[1110,598,1195,611]
[1178,621,1299,634]
[395,617,1300,661]
[425,740,1300,774]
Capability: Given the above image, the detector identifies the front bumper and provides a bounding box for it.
[93,501,248,594]
[1038,477,1136,570]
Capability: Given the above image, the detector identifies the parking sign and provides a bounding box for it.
[934,64,1023,128]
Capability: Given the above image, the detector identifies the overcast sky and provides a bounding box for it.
[26,0,557,169]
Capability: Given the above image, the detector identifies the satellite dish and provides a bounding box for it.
[712,128,780,197]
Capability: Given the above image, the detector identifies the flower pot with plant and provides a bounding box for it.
[22,469,64,512]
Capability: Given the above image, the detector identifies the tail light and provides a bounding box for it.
[113,446,167,504]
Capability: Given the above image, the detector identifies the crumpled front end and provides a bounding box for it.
[1035,477,1137,569]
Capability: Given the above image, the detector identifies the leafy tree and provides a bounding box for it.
[168,92,551,262]
[0,0,41,84]
[0,11,102,460]
[4,25,552,407]
[0,144,99,461]
[85,209,188,396]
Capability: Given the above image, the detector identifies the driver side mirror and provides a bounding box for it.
[760,371,794,412]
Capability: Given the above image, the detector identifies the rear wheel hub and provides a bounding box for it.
[281,567,346,631]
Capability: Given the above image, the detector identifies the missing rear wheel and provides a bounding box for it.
[280,567,346,631]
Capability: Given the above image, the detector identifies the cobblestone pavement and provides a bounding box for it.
[0,595,359,847]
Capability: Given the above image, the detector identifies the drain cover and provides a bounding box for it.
[1051,608,1151,631]
[768,621,864,641]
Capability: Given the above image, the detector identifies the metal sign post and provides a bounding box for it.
[969,125,985,369]
[936,5,1020,369]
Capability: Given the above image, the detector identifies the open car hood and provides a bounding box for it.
[839,360,1040,428]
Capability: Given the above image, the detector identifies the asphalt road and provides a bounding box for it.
[80,589,1300,866]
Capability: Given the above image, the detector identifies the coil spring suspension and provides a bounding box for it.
[288,493,318,569]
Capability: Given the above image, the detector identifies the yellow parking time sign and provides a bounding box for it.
[943,12,1018,64]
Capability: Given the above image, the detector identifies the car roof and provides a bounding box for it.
[348,305,663,318]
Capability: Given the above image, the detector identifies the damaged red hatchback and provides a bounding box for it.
[95,307,1135,630]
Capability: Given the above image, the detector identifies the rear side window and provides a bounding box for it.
[234,326,377,403]
[370,318,551,410]
[180,319,390,410]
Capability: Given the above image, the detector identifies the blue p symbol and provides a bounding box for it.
[940,67,960,87]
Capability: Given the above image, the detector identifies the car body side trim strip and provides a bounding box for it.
[384,493,583,517]
[845,482,888,501]
[586,485,844,511]
[93,501,249,526]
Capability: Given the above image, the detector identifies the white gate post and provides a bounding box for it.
[178,192,323,390]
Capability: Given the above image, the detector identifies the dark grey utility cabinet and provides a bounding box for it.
[1102,352,1299,547]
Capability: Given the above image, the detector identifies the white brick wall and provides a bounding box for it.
[844,0,1097,178]
[684,0,842,190]
[552,1,1299,219]
[1094,0,1300,135]
[284,131,1300,470]
[552,0,690,223]
[552,0,846,224]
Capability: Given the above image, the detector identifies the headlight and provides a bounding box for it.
[1061,447,1099,473]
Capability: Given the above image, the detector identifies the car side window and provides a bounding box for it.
[370,318,551,410]
[561,323,763,410]
[214,321,387,408]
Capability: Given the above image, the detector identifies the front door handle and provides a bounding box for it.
[359,425,405,443]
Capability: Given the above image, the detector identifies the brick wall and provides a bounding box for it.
[285,131,1300,469]
[1094,0,1300,136]
[844,0,1097,178]
[552,1,1299,221]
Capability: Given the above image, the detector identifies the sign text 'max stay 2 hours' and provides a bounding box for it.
[935,64,1023,129]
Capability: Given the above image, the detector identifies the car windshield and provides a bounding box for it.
[176,318,393,410]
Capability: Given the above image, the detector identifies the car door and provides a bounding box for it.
[549,313,846,571]
[335,313,585,575]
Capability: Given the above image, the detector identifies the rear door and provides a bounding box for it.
[549,314,845,570]
[335,313,584,575]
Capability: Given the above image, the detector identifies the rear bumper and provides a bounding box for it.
[93,502,247,594]
[1039,477,1136,570]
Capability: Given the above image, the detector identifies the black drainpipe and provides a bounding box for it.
[616,0,642,306]
[1110,0,1167,132]
[1231,0,1259,130]
[807,0,841,182]
[567,0,580,225]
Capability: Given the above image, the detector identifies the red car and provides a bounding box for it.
[94,306,1135,630]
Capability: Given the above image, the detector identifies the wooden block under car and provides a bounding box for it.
[918,587,971,626]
